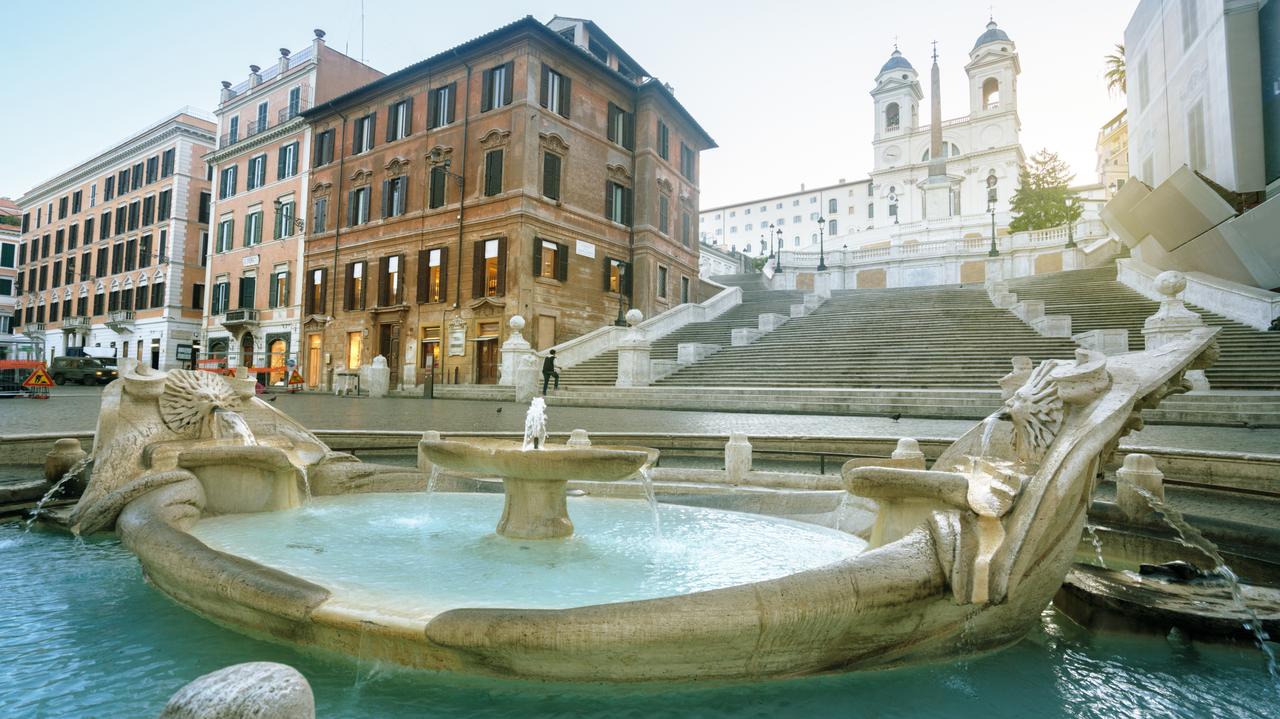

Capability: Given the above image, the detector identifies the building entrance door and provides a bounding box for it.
[379,323,401,387]
[475,339,499,384]
[306,333,321,387]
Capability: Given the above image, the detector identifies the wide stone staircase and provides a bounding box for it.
[555,275,806,387]
[649,284,1079,389]
[1006,266,1280,390]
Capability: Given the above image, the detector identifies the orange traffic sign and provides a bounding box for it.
[23,366,56,388]
[288,369,304,385]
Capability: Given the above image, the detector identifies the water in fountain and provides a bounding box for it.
[299,466,312,503]
[214,409,257,445]
[1084,524,1108,569]
[636,465,661,538]
[1123,481,1280,691]
[24,454,92,531]
[423,465,441,515]
[522,398,547,451]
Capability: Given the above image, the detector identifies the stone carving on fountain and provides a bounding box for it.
[68,365,420,535]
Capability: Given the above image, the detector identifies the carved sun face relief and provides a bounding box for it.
[882,146,902,164]
[159,370,242,435]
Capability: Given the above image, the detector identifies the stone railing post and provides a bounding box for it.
[1115,453,1165,526]
[724,432,752,485]
[1142,271,1210,391]
[499,315,536,387]
[615,309,652,388]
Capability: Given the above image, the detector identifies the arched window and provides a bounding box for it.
[885,102,900,131]
[921,142,961,162]
[794,236,800,246]
[828,219,838,235]
[828,198,837,214]
[982,78,1000,109]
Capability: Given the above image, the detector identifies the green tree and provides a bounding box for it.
[1104,43,1126,95]
[1008,149,1084,233]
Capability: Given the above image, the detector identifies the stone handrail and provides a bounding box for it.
[780,220,1110,271]
[1118,257,1280,331]
[547,281,741,369]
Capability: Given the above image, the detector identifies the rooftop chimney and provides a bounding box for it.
[248,64,262,88]
[220,80,234,103]
[278,47,291,75]
[313,28,326,55]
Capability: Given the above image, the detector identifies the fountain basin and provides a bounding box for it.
[177,445,303,515]
[419,439,652,539]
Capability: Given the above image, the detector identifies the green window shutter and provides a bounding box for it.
[496,237,507,296]
[559,75,571,119]
[502,61,514,105]
[607,104,618,143]
[439,247,448,300]
[416,250,429,303]
[602,257,611,292]
[539,65,550,108]
[277,146,286,179]
[404,97,413,135]
[624,112,635,150]
[269,273,279,307]
[471,241,484,298]
[447,83,457,123]
[532,238,543,276]
[556,242,568,281]
[481,69,494,112]
[386,104,395,143]
[543,153,561,201]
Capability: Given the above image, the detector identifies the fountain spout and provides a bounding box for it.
[522,398,548,451]
[212,409,257,446]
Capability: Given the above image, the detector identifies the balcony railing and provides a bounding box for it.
[279,99,310,123]
[62,316,90,331]
[23,322,46,338]
[224,308,260,324]
[108,310,135,323]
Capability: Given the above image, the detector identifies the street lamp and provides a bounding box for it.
[614,262,628,326]
[775,227,784,272]
[816,216,827,271]
[986,173,999,257]
[1064,195,1080,248]
[273,198,306,234]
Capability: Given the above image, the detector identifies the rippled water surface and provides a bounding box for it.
[191,493,866,613]
[3,521,1277,718]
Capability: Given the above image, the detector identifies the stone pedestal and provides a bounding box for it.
[567,429,592,448]
[365,355,390,398]
[813,270,832,299]
[400,364,416,391]
[1142,271,1209,391]
[1115,453,1165,526]
[514,358,540,402]
[724,432,752,485]
[616,309,651,388]
[1073,329,1129,356]
[44,437,88,492]
[499,478,574,539]
[758,313,788,332]
[985,257,1005,287]
[499,315,536,387]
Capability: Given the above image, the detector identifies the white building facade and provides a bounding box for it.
[701,19,1027,271]
[14,108,216,368]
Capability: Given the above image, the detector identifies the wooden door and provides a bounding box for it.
[475,339,499,384]
[379,323,401,387]
[306,334,321,387]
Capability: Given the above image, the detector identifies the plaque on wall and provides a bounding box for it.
[448,317,467,356]
[575,240,596,258]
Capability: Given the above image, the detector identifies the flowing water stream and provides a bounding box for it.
[25,454,92,531]
[1121,480,1280,691]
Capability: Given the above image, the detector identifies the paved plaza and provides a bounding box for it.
[3,385,1277,456]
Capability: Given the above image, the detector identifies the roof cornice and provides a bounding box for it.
[204,116,307,164]
[19,120,215,208]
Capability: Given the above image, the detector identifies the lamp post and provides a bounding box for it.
[614,262,628,326]
[816,216,827,271]
[774,227,784,272]
[273,198,306,235]
[986,173,999,257]
[1064,195,1080,248]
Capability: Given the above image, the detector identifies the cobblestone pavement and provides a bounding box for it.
[2,386,1278,455]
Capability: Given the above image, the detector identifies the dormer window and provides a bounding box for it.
[587,37,608,63]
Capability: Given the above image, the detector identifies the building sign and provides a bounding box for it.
[448,317,467,356]
[175,344,193,361]
[575,240,596,258]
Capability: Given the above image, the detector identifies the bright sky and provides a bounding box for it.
[0,0,1134,208]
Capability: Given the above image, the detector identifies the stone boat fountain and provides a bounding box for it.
[63,325,1220,683]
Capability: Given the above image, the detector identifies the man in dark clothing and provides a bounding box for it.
[541,350,560,394]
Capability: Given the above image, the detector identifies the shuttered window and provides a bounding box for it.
[533,239,568,281]
[429,83,457,128]
[540,65,571,118]
[382,177,408,218]
[278,142,299,180]
[605,181,632,225]
[268,269,290,309]
[312,197,328,233]
[659,194,670,235]
[386,98,413,141]
[607,103,635,149]
[680,143,695,179]
[348,187,370,226]
[484,150,504,197]
[151,282,165,308]
[353,113,376,154]
[305,268,327,315]
[657,266,668,299]
[417,247,448,303]
[542,152,562,201]
[429,166,448,208]
[604,258,631,295]
[313,129,335,167]
[238,275,256,309]
[243,210,262,246]
[471,238,506,298]
[344,261,366,311]
[378,254,405,305]
[657,120,669,160]
[481,62,514,112]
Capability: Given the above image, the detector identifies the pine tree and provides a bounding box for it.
[1008,149,1084,233]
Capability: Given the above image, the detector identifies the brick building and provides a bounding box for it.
[0,198,18,335]
[14,108,215,368]
[203,30,382,385]
[298,15,714,389]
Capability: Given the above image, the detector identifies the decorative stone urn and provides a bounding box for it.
[418,438,651,539]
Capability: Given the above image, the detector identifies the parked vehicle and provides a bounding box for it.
[49,357,118,385]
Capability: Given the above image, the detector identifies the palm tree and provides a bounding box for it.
[1104,44,1126,95]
